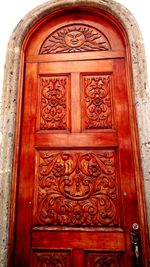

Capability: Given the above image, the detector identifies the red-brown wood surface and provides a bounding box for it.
[9,8,149,267]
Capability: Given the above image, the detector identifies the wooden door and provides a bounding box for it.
[10,9,149,267]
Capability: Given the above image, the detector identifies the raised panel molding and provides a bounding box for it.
[40,24,111,54]
[35,150,118,226]
[82,75,113,129]
[39,76,70,130]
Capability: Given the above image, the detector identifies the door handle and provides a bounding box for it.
[131,223,141,266]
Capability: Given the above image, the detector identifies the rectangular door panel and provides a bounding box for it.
[38,60,113,74]
[32,250,72,267]
[37,74,71,132]
[85,251,124,267]
[32,231,125,250]
[81,73,114,131]
[33,149,120,228]
[35,132,118,148]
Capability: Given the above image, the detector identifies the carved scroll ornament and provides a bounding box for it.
[36,151,118,226]
[36,252,70,267]
[40,76,68,130]
[40,24,111,54]
[86,253,121,267]
[83,75,112,129]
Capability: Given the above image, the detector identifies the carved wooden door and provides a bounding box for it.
[11,9,149,267]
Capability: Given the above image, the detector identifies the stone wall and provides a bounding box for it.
[0,0,150,266]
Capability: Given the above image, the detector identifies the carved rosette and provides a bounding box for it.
[86,253,121,267]
[35,252,70,267]
[40,24,111,54]
[36,151,118,226]
[83,75,112,129]
[40,76,68,130]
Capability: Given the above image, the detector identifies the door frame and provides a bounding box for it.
[0,1,149,266]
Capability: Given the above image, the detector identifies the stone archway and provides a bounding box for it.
[0,0,150,266]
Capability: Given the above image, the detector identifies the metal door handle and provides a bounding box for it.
[131,223,141,266]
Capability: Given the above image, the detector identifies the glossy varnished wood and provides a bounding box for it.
[32,231,126,250]
[8,6,149,267]
[35,132,118,148]
[26,50,125,63]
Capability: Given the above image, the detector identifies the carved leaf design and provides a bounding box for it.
[36,151,118,226]
[86,253,121,267]
[40,24,111,54]
[83,75,112,129]
[40,76,68,130]
[36,252,70,267]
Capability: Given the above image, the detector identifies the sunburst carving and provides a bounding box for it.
[40,24,111,54]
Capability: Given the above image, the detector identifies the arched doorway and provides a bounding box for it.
[5,2,149,267]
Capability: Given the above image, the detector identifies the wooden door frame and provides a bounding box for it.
[0,1,149,266]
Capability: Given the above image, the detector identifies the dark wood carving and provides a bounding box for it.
[36,151,118,226]
[40,24,111,54]
[86,253,121,267]
[82,75,112,129]
[40,76,68,130]
[35,251,70,267]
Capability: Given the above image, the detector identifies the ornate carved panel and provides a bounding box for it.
[39,76,70,130]
[36,150,118,226]
[86,252,121,267]
[82,75,113,129]
[40,24,111,54]
[34,251,71,267]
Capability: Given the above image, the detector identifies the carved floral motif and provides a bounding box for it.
[40,24,111,54]
[40,77,68,130]
[86,253,121,267]
[36,252,70,267]
[36,151,118,226]
[83,75,112,129]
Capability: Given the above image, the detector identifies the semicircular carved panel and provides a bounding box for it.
[36,151,118,226]
[40,24,111,54]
